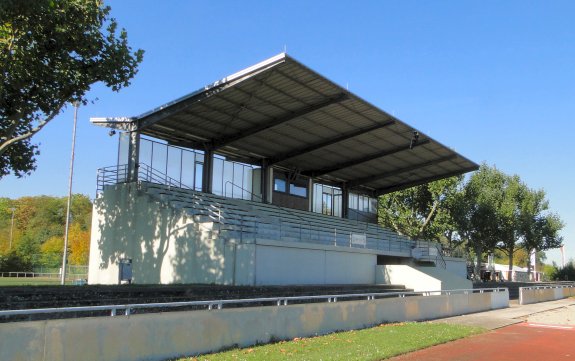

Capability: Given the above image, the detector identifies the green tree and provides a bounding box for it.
[378,176,463,243]
[453,164,506,277]
[517,186,564,277]
[494,175,524,273]
[0,0,144,177]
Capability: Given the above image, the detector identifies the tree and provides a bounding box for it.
[452,164,506,277]
[378,176,463,243]
[517,186,564,278]
[0,0,144,177]
[494,175,524,273]
[68,223,90,265]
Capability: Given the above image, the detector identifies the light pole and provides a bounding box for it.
[9,207,15,250]
[61,103,79,285]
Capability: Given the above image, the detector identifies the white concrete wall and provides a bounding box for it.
[444,257,468,279]
[88,185,377,286]
[0,290,509,361]
[88,184,230,285]
[376,265,441,291]
[519,285,575,305]
[255,243,376,285]
[375,265,471,292]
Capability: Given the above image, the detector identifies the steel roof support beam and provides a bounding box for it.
[208,93,348,150]
[347,154,457,188]
[374,166,478,196]
[304,139,431,178]
[268,120,395,166]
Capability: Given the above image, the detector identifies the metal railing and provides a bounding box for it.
[96,164,128,193]
[414,240,447,269]
[0,288,507,320]
[96,164,429,256]
[225,181,313,243]
[0,272,87,279]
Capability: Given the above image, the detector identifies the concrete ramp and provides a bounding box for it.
[376,264,472,292]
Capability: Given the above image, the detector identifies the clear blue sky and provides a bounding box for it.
[1,1,573,265]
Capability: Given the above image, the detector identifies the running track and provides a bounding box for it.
[390,322,575,361]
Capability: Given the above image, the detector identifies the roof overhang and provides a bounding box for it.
[92,53,478,195]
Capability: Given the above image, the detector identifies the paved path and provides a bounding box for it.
[390,298,575,361]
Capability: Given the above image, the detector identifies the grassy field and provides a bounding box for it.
[0,277,65,286]
[180,322,485,361]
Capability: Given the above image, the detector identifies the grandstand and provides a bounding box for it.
[88,53,477,290]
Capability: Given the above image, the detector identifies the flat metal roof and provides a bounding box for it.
[94,53,478,196]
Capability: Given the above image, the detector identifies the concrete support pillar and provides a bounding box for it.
[127,130,140,183]
[261,159,270,203]
[202,149,214,193]
[341,182,349,219]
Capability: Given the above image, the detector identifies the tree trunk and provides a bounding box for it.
[474,244,483,280]
[507,247,514,282]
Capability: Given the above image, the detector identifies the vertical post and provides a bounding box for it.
[61,103,79,286]
[127,129,140,183]
[9,207,15,250]
[261,159,269,203]
[341,182,349,219]
[202,149,214,193]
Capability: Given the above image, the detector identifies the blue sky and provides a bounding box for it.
[1,1,573,264]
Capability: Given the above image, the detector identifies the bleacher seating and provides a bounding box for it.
[141,182,416,254]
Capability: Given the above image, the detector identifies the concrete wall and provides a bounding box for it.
[88,184,232,285]
[89,185,377,286]
[519,285,575,305]
[0,290,509,361]
[375,265,471,292]
[255,242,376,285]
[444,257,468,279]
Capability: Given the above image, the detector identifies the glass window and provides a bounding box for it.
[289,183,307,197]
[181,150,196,189]
[211,157,223,196]
[118,132,130,166]
[151,142,168,175]
[370,198,378,214]
[138,138,153,167]
[194,162,203,191]
[322,192,333,215]
[274,178,286,192]
[167,147,182,185]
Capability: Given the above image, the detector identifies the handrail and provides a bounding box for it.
[519,284,575,291]
[97,164,436,257]
[415,239,447,269]
[225,181,312,242]
[137,163,194,190]
[0,288,508,320]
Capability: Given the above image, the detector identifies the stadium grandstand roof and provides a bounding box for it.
[92,53,478,196]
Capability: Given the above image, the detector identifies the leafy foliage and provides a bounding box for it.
[550,263,575,281]
[378,163,564,276]
[378,176,462,243]
[0,0,144,177]
[0,194,92,270]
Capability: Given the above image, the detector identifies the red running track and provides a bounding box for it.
[390,322,575,361]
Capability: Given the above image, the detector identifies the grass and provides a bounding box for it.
[179,322,485,361]
[0,277,64,286]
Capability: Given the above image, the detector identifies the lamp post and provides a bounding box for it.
[9,207,15,250]
[61,103,79,285]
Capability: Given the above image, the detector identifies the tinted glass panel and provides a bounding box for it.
[274,178,286,192]
[289,184,307,197]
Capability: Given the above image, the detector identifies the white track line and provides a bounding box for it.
[524,323,575,330]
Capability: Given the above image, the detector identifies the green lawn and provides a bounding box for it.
[180,322,484,361]
[0,277,63,286]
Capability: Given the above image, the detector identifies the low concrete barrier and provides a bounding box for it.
[0,289,509,361]
[519,285,575,305]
